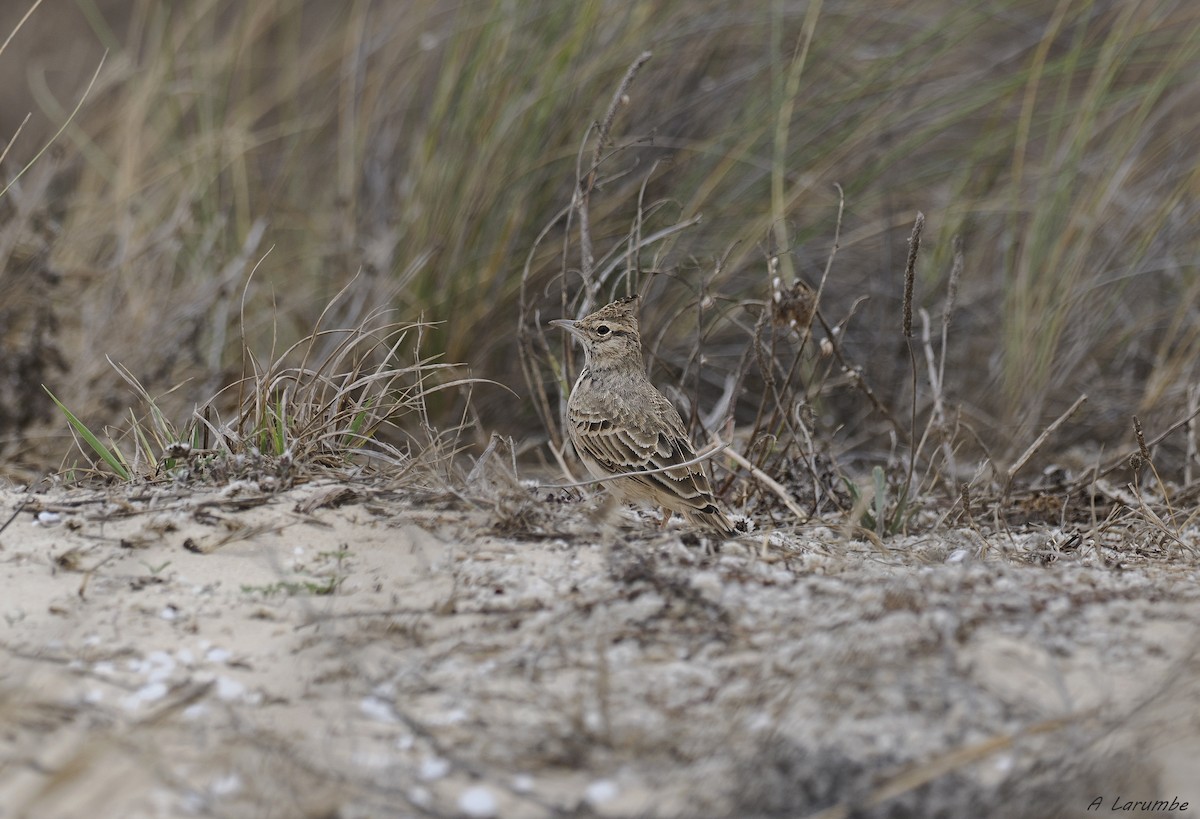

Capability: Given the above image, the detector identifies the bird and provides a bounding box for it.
[550,296,736,537]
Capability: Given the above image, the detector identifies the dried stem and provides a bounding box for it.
[577,51,652,297]
[1004,393,1088,496]
[719,439,808,523]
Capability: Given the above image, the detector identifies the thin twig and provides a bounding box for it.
[595,52,652,166]
[594,214,703,285]
[626,160,658,296]
[814,305,908,441]
[794,183,844,354]
[574,122,599,293]
[1086,402,1200,484]
[0,495,27,535]
[1186,385,1199,485]
[939,234,964,391]
[577,51,652,289]
[720,440,808,523]
[1004,393,1088,496]
[933,235,964,485]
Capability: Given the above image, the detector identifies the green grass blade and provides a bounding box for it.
[44,386,132,481]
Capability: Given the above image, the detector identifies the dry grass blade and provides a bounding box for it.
[0,49,106,200]
[0,0,44,61]
[0,112,29,169]
[770,0,824,288]
[803,713,1092,819]
[1004,393,1088,496]
[720,441,807,523]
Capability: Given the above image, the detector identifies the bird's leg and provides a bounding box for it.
[660,508,673,529]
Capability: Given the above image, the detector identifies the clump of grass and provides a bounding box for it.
[47,285,484,486]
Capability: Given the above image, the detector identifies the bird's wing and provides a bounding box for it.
[570,389,720,514]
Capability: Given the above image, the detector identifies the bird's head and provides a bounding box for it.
[549,296,643,370]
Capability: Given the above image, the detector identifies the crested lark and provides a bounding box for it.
[550,296,736,536]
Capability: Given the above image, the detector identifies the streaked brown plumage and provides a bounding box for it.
[550,296,735,536]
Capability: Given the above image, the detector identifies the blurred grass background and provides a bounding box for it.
[2,0,1198,478]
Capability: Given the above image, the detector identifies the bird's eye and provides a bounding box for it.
[596,325,610,336]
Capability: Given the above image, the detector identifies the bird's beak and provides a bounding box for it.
[549,318,580,338]
[550,318,590,363]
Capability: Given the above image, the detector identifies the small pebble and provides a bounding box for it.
[585,780,619,806]
[359,696,397,723]
[458,786,497,818]
[210,774,241,796]
[214,676,245,701]
[122,681,168,711]
[419,756,450,781]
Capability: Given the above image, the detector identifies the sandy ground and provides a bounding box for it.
[1,476,1198,819]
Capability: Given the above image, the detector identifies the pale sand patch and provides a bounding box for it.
[0,481,1197,818]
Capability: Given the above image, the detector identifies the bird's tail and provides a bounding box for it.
[687,503,737,538]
